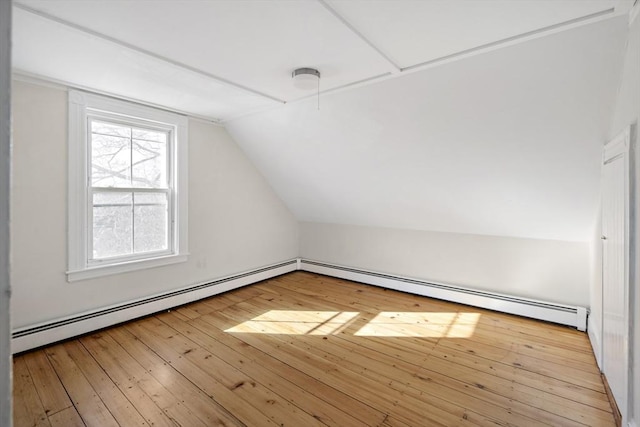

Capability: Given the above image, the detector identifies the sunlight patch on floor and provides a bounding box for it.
[224,310,360,335]
[224,310,481,337]
[354,312,480,337]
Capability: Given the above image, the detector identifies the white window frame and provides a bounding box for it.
[67,90,188,281]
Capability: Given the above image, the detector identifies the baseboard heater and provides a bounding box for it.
[299,259,588,331]
[11,259,298,354]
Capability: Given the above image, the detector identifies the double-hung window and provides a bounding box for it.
[68,90,188,281]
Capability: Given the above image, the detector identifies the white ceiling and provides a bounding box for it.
[13,0,631,120]
[11,0,634,242]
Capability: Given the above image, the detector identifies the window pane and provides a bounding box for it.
[133,192,168,254]
[92,192,133,259]
[91,120,131,187]
[91,134,131,187]
[132,127,167,143]
[131,138,167,188]
[92,120,131,138]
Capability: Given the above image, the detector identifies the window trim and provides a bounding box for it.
[67,90,188,282]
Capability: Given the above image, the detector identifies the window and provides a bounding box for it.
[68,90,188,281]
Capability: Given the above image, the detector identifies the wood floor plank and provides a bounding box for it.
[180,312,389,426]
[271,275,603,384]
[13,271,615,427]
[240,296,573,427]
[13,357,51,427]
[207,308,492,426]
[210,294,608,424]
[121,319,296,427]
[275,275,597,362]
[62,341,150,427]
[287,275,609,403]
[44,344,119,427]
[22,350,73,418]
[47,406,85,427]
[127,317,328,427]
[258,284,610,413]
[438,339,604,394]
[296,274,591,347]
[427,342,612,412]
[83,330,222,427]
[289,313,612,425]
[78,334,180,427]
[106,327,244,427]
[382,415,414,427]
[157,310,379,427]
[244,275,614,425]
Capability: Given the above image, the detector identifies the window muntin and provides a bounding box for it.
[87,117,172,263]
[90,119,168,188]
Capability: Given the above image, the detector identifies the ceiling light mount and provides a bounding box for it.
[292,67,321,82]
[292,67,321,110]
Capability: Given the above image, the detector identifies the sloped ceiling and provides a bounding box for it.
[12,0,632,241]
[227,16,628,241]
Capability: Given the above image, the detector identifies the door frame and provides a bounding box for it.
[601,126,631,425]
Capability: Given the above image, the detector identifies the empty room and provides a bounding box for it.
[1,0,639,426]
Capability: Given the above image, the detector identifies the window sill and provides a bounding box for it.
[67,253,189,282]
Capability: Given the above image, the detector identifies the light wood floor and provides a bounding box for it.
[13,271,614,427]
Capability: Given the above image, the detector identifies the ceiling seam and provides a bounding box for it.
[286,72,393,104]
[401,7,617,73]
[13,3,287,105]
[316,0,402,73]
[221,72,394,124]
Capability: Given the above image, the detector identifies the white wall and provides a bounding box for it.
[10,79,298,329]
[301,222,590,307]
[0,2,12,426]
[606,8,640,425]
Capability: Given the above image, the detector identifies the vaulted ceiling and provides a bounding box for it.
[12,0,635,241]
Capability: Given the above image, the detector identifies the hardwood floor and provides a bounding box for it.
[13,272,615,426]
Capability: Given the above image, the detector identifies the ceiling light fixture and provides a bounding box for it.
[292,67,321,110]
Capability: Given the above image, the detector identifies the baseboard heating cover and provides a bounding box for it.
[300,259,588,331]
[11,259,298,354]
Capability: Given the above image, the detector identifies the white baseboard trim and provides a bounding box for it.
[588,315,603,370]
[300,259,588,330]
[11,259,297,354]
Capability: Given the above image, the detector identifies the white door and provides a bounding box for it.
[601,128,630,424]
